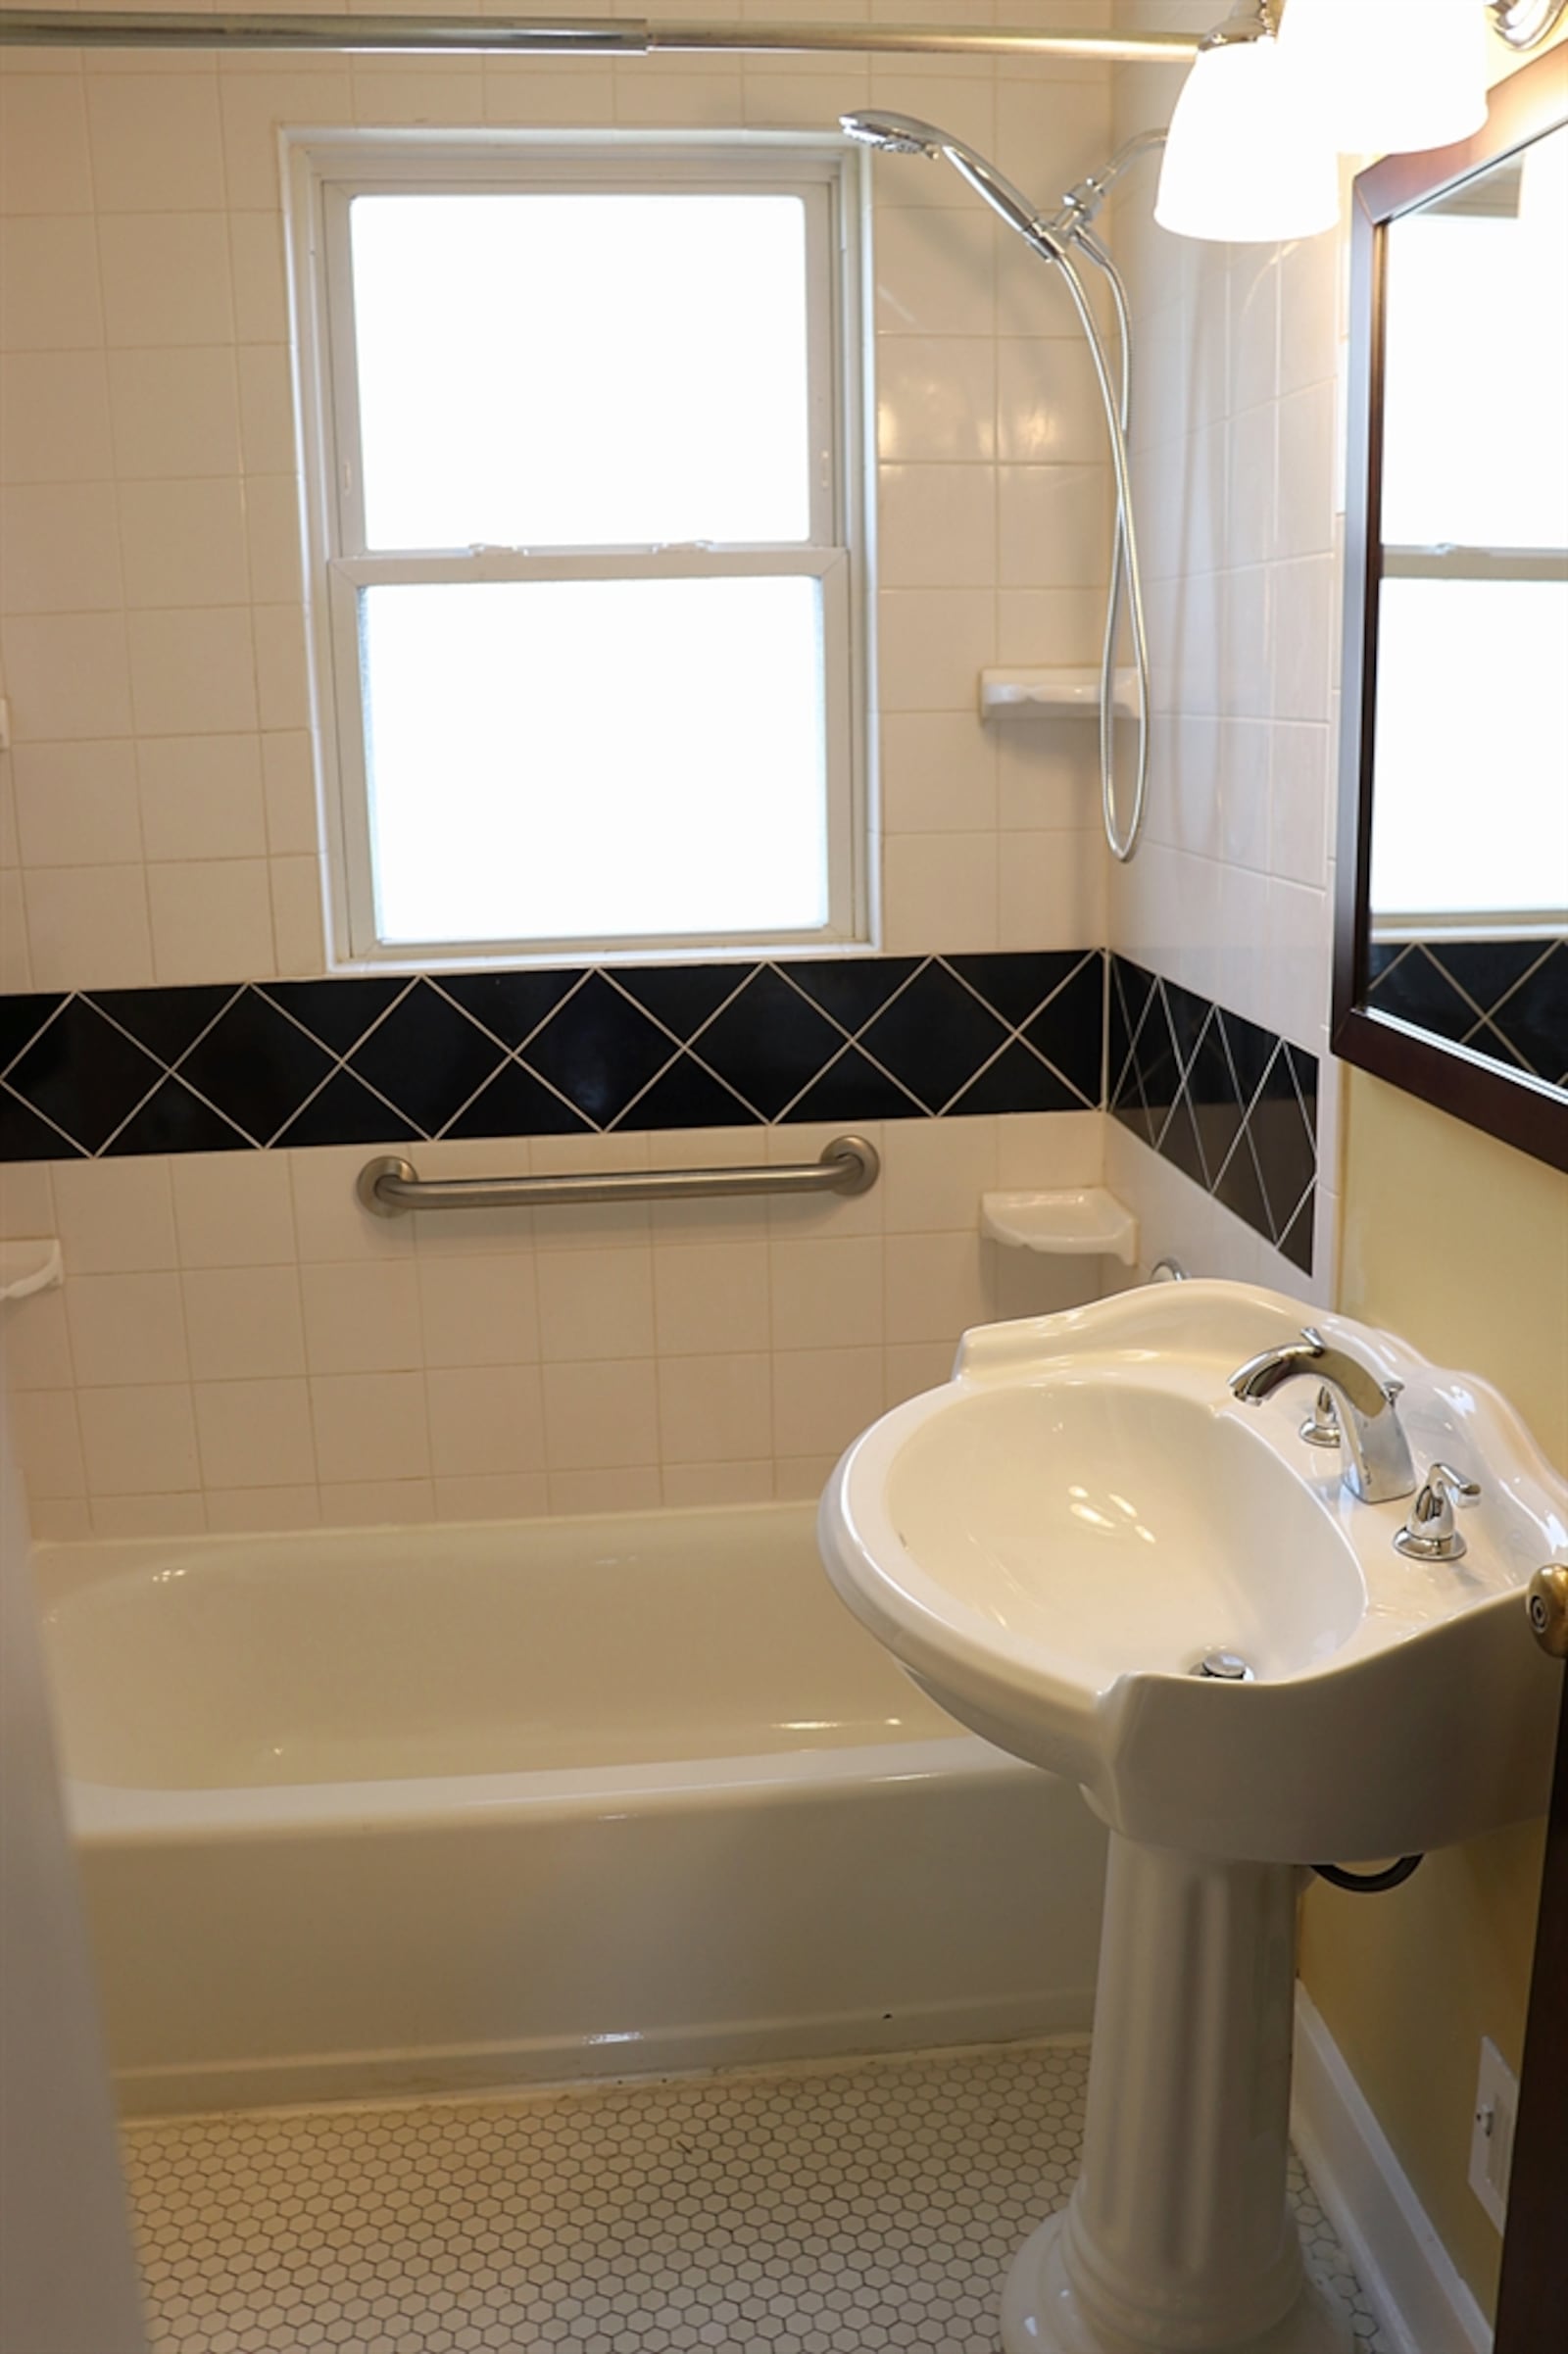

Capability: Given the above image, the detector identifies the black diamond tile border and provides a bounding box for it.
[1109,955,1319,1275]
[0,952,1104,1163]
[1367,937,1566,1090]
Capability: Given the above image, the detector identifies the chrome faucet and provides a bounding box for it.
[1227,1326,1418,1505]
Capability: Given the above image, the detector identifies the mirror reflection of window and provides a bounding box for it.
[1369,123,1568,935]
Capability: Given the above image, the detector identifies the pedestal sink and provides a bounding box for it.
[817,1280,1565,2354]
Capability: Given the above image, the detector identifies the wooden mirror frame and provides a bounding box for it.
[1333,41,1568,1175]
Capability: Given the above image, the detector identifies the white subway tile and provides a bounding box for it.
[301,1259,423,1375]
[416,1253,540,1367]
[547,1467,662,1516]
[148,859,275,984]
[0,353,112,492]
[91,1492,206,1538]
[68,1270,188,1387]
[878,462,997,589]
[885,1229,989,1345]
[206,1484,320,1533]
[172,1150,296,1267]
[24,864,154,989]
[194,1374,315,1478]
[880,1115,996,1233]
[128,608,258,737]
[319,1478,434,1528]
[875,337,995,464]
[2,613,132,742]
[772,1346,884,1459]
[873,205,996,339]
[0,219,105,353]
[10,1390,85,1498]
[86,74,225,214]
[0,482,122,616]
[78,1383,200,1494]
[1,1288,74,1390]
[107,347,241,479]
[261,731,319,858]
[310,1370,429,1485]
[119,478,251,610]
[661,1460,774,1508]
[426,1363,545,1478]
[184,1266,306,1381]
[11,742,142,868]
[138,733,267,859]
[98,214,235,347]
[652,1239,771,1355]
[881,711,999,836]
[997,828,1103,956]
[432,1471,550,1523]
[536,1247,657,1363]
[998,465,1110,590]
[52,1155,176,1274]
[0,78,92,218]
[657,1352,772,1465]
[770,1235,884,1350]
[542,1358,660,1471]
[883,831,998,953]
[270,855,326,976]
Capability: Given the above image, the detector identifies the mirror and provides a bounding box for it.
[1334,44,1568,1171]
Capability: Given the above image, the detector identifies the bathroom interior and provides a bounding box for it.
[0,2,1565,2351]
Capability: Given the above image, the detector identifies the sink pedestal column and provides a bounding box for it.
[1002,1835,1350,2354]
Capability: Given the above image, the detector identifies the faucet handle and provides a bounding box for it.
[1395,1462,1482,1562]
[1298,1384,1341,1448]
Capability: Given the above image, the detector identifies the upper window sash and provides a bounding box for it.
[317,153,847,565]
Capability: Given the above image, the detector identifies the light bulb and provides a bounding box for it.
[1154,34,1341,243]
[1277,0,1490,157]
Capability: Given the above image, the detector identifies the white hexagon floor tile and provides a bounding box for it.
[123,2039,1395,2354]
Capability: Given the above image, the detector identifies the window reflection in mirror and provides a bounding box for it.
[1365,123,1567,1090]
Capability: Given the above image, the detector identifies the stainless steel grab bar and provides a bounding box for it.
[357,1134,879,1217]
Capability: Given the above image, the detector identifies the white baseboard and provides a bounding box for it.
[1293,1986,1494,2354]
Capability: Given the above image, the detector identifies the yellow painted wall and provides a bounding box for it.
[1302,1071,1568,2317]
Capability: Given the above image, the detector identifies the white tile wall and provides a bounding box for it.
[0,0,1119,986]
[1,1110,1109,1537]
[1100,3,1347,1301]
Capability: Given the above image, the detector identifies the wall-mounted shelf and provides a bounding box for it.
[979,667,1139,721]
[0,1239,64,1301]
[981,1189,1138,1265]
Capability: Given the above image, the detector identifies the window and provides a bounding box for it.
[288,135,869,966]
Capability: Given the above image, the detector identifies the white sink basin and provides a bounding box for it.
[818,1280,1566,2353]
[821,1278,1564,1864]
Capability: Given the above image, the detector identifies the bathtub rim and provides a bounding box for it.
[64,1729,1043,1845]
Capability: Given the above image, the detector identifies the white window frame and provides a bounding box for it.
[284,130,874,971]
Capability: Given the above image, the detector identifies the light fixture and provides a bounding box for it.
[1491,0,1568,50]
[1277,0,1490,158]
[1154,2,1340,244]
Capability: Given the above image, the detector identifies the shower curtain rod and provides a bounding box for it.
[0,11,1199,64]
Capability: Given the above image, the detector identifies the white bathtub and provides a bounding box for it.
[35,1501,1105,2117]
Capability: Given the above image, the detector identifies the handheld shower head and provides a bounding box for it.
[840,110,1061,256]
[839,109,945,159]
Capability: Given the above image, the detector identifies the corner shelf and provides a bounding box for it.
[981,1189,1138,1266]
[979,667,1139,721]
[0,1239,63,1301]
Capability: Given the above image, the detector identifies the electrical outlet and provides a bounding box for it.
[1468,2037,1518,2232]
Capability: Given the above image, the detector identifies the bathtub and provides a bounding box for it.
[35,1501,1105,2117]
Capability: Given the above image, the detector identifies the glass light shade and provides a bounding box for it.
[1154,37,1341,243]
[1277,0,1490,158]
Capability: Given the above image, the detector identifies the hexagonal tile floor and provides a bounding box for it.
[124,2039,1394,2353]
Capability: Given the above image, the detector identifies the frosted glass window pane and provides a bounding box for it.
[361,578,830,945]
[1382,126,1568,550]
[350,194,813,551]
[1370,579,1568,919]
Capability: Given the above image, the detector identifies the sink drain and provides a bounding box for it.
[1192,1649,1255,1682]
